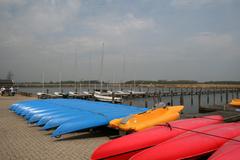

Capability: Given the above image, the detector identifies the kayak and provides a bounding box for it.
[130,122,240,160]
[109,105,184,132]
[229,99,240,108]
[91,115,223,160]
[9,99,148,137]
[208,135,240,160]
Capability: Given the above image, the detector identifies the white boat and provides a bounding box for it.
[94,93,122,103]
[68,91,78,96]
[83,91,92,96]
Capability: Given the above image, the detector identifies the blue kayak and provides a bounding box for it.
[9,99,148,137]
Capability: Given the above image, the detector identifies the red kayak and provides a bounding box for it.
[91,115,223,160]
[130,122,240,160]
[208,135,240,160]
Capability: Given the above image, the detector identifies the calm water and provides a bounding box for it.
[18,87,239,114]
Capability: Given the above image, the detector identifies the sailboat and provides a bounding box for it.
[37,72,48,98]
[93,42,123,103]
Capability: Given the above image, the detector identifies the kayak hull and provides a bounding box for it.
[91,115,224,160]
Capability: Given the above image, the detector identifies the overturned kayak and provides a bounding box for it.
[130,122,240,160]
[229,99,240,108]
[208,135,240,160]
[9,99,148,137]
[91,115,223,160]
[109,106,184,132]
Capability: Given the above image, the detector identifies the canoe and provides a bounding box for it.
[109,106,184,132]
[208,135,240,160]
[130,122,240,160]
[91,115,223,160]
[229,99,240,108]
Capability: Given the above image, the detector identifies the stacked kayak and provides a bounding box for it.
[91,115,224,160]
[229,99,240,108]
[208,135,240,160]
[130,122,240,160]
[109,105,184,132]
[9,99,148,137]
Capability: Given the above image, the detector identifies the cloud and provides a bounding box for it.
[87,13,155,36]
[189,32,233,48]
[0,0,27,6]
[170,0,232,9]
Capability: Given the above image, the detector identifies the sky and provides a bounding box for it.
[0,0,239,82]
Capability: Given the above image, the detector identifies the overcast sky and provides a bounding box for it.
[0,0,239,82]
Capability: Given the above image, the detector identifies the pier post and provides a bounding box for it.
[226,89,229,104]
[153,92,157,105]
[190,88,193,106]
[198,90,202,108]
[129,92,133,106]
[158,90,162,102]
[180,91,184,105]
[112,92,115,104]
[170,90,173,106]
[232,88,234,99]
[144,99,148,108]
[213,88,216,105]
[220,89,223,103]
[207,90,209,105]
[144,93,148,108]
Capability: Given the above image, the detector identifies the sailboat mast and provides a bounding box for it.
[100,42,104,92]
[59,72,62,92]
[42,72,45,93]
[74,49,78,92]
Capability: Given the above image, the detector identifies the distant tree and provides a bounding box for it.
[6,71,13,80]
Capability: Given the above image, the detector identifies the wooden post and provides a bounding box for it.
[213,88,216,105]
[170,90,173,106]
[144,92,148,108]
[232,88,234,99]
[144,99,148,108]
[191,88,193,106]
[112,92,115,104]
[198,90,201,108]
[158,90,162,102]
[207,90,209,105]
[129,91,133,106]
[226,89,229,104]
[220,89,223,103]
[153,92,157,105]
[180,91,184,105]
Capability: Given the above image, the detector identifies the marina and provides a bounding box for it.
[0,1,240,159]
[1,94,240,160]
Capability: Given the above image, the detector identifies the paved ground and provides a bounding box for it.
[0,95,109,160]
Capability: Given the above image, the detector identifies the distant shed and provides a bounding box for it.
[0,79,14,88]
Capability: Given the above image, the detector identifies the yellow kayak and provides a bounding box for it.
[109,105,184,132]
[229,99,240,108]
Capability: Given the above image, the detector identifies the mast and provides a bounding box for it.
[59,72,62,92]
[74,49,78,92]
[88,53,92,91]
[42,72,45,93]
[100,42,104,92]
